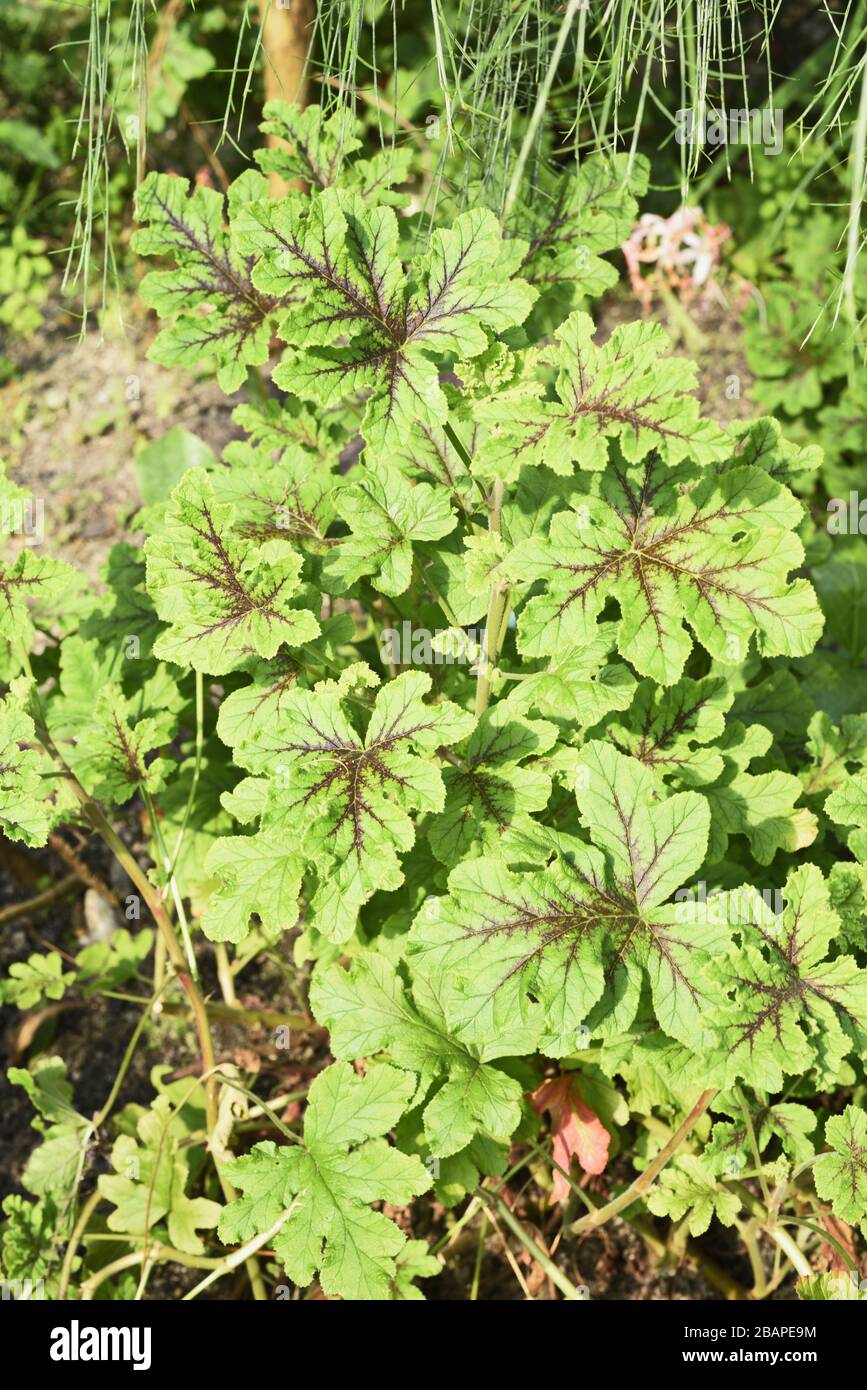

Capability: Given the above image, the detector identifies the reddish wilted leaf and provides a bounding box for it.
[532,1074,610,1203]
[817,1212,860,1274]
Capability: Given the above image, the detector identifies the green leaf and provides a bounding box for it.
[0,952,73,1010]
[232,395,338,463]
[505,623,636,726]
[219,1063,430,1299]
[646,1155,741,1236]
[135,428,215,506]
[730,668,814,741]
[75,928,154,995]
[213,441,343,553]
[236,190,535,445]
[824,771,867,860]
[133,170,283,391]
[323,464,456,596]
[310,953,525,1156]
[507,155,649,300]
[507,457,823,683]
[0,698,50,846]
[743,284,847,417]
[828,861,867,952]
[78,544,165,667]
[797,1271,867,1301]
[144,469,320,674]
[389,1240,441,1299]
[604,675,732,786]
[0,1195,64,1295]
[428,701,557,863]
[702,721,817,865]
[811,546,867,661]
[711,865,867,1090]
[67,684,175,806]
[228,670,474,942]
[214,616,354,750]
[473,311,728,481]
[707,1100,817,1176]
[256,102,411,206]
[387,420,479,512]
[819,375,867,495]
[729,416,822,491]
[8,1058,90,1200]
[0,119,60,169]
[801,711,867,798]
[814,1106,867,1229]
[409,741,722,1055]
[0,534,78,675]
[201,831,304,943]
[99,1087,221,1255]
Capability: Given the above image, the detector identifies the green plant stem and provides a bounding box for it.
[475,581,510,716]
[179,1089,310,1148]
[49,830,120,905]
[735,1085,771,1210]
[766,1224,812,1280]
[79,1240,232,1300]
[141,784,198,980]
[152,932,168,1015]
[470,1213,487,1300]
[841,51,867,335]
[94,984,170,1131]
[560,1158,746,1300]
[737,1217,768,1300]
[31,722,266,1299]
[38,764,191,1023]
[79,1251,147,1300]
[176,1004,263,1300]
[477,1188,585,1300]
[182,1209,293,1301]
[58,1188,103,1301]
[103,990,311,1032]
[83,1237,226,1268]
[57,980,171,1299]
[166,669,205,882]
[212,1073,303,1144]
[186,1053,267,1303]
[442,419,473,470]
[87,806,197,1003]
[413,557,461,628]
[474,478,510,717]
[768,1155,818,1222]
[779,1216,857,1275]
[568,1088,718,1235]
[215,943,238,1006]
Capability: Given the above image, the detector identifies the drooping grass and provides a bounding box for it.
[46,0,867,344]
